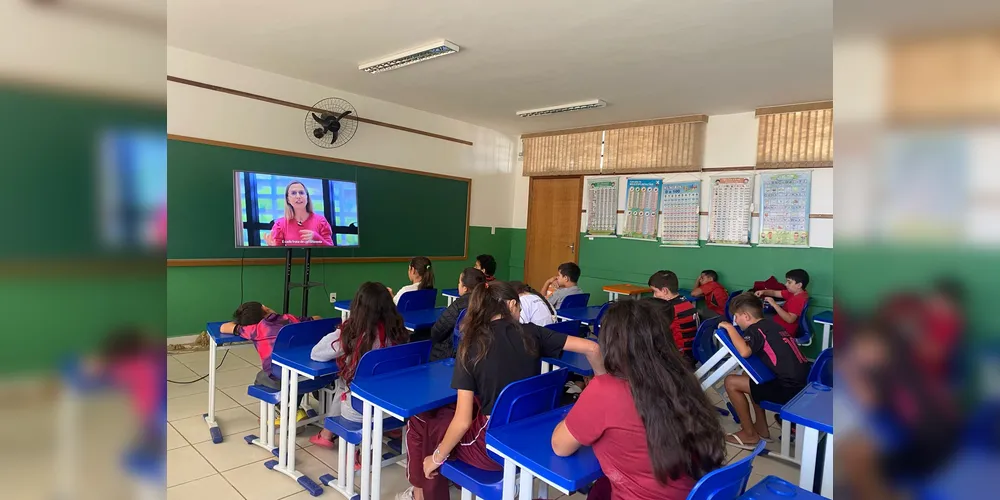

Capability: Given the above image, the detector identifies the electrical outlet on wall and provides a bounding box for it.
[329,293,337,303]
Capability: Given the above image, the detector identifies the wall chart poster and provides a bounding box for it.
[659,181,701,247]
[623,178,662,241]
[585,178,619,237]
[758,171,811,246]
[707,175,753,246]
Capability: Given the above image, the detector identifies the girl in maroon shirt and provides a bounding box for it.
[551,300,726,500]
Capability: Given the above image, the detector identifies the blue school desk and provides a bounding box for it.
[694,326,775,391]
[205,321,252,443]
[270,343,340,495]
[541,340,598,376]
[350,359,458,500]
[555,306,603,325]
[919,450,1000,500]
[812,311,833,350]
[678,288,704,303]
[780,383,833,497]
[402,307,445,331]
[442,288,460,305]
[486,405,604,498]
[333,299,352,320]
[739,476,827,499]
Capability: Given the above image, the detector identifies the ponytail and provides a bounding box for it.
[512,281,555,316]
[458,281,536,370]
[410,256,435,290]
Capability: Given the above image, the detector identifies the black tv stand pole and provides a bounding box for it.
[281,248,321,317]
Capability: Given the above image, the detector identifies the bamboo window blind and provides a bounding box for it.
[755,102,833,169]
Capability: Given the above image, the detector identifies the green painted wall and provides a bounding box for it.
[167,226,513,337]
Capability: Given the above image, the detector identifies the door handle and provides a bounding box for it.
[568,243,575,254]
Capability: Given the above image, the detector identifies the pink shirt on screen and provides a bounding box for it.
[269,213,334,246]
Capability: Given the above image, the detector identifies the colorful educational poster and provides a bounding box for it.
[623,178,662,241]
[586,178,619,237]
[759,171,811,246]
[707,175,754,246]
[659,181,701,246]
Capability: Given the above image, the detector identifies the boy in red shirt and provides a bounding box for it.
[690,269,728,318]
[755,269,810,338]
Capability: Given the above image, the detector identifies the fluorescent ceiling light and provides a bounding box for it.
[359,40,460,74]
[516,99,607,117]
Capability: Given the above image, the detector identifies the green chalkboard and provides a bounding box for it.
[167,139,470,260]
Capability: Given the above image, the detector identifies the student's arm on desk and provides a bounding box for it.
[564,336,606,376]
[424,390,475,479]
[551,420,582,457]
[220,322,237,335]
[719,322,754,358]
[764,296,798,324]
[754,289,782,299]
[553,375,604,457]
[310,329,343,362]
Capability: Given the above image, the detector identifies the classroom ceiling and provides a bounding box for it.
[167,0,832,135]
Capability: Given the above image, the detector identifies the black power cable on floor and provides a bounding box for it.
[166,350,229,384]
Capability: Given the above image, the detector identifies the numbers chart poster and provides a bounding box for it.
[758,171,811,247]
[585,178,619,237]
[623,178,662,241]
[659,181,701,247]
[707,175,754,246]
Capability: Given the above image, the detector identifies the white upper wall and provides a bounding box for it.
[167,47,519,229]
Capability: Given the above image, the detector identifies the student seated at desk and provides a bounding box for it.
[392,256,436,304]
[642,270,698,368]
[720,293,810,449]
[400,281,604,500]
[542,262,584,309]
[429,267,487,361]
[474,254,497,282]
[690,269,728,318]
[221,302,321,424]
[754,268,810,338]
[308,282,409,449]
[513,281,556,326]
[550,300,725,500]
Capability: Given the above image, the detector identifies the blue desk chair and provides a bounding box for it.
[244,318,342,450]
[318,340,433,496]
[738,475,826,499]
[794,298,813,346]
[691,316,730,419]
[591,302,611,337]
[440,369,571,500]
[688,441,766,499]
[452,308,468,356]
[558,293,590,310]
[398,288,438,313]
[759,348,833,465]
[724,290,744,322]
[545,319,583,337]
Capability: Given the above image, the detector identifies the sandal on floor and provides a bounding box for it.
[726,432,762,451]
[309,433,336,449]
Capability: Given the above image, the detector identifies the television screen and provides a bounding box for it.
[233,171,359,247]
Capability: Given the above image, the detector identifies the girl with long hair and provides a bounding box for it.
[308,282,408,448]
[398,281,604,500]
[265,180,334,246]
[550,299,726,500]
[392,256,436,304]
[511,281,556,326]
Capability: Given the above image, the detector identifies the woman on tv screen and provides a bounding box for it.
[264,181,334,246]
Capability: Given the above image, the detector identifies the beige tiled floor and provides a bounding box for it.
[167,348,801,499]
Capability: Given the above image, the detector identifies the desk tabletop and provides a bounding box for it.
[780,382,832,434]
[556,306,603,324]
[739,475,826,499]
[543,342,597,376]
[487,406,603,493]
[271,345,340,379]
[350,359,457,418]
[602,284,651,295]
[442,288,460,298]
[713,330,775,385]
[333,300,352,311]
[206,321,247,345]
[813,310,833,325]
[403,307,446,330]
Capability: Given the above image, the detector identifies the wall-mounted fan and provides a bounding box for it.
[304,98,358,148]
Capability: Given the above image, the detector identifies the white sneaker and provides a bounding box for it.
[394,486,414,500]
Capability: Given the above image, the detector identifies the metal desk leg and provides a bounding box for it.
[518,467,533,499]
[502,458,517,500]
[540,361,551,374]
[275,367,290,467]
[822,324,832,350]
[371,407,385,500]
[204,336,223,443]
[798,427,820,492]
[822,433,833,497]
[360,401,373,500]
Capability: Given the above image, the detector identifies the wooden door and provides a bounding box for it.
[525,176,583,290]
